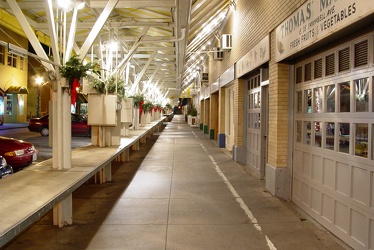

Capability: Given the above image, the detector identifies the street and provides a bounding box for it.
[0,127,91,165]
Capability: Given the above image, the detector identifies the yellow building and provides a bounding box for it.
[0,25,28,124]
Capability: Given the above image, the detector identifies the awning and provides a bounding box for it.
[6,86,29,94]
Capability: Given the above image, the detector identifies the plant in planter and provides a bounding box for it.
[142,101,154,114]
[187,105,198,116]
[129,94,144,108]
[59,55,98,88]
[90,76,126,101]
[60,55,98,104]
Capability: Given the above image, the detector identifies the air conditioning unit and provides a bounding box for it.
[202,73,209,82]
[221,34,232,51]
[213,47,223,61]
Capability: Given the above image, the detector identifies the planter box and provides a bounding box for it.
[121,98,133,123]
[88,94,117,126]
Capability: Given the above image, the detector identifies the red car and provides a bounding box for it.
[28,114,91,137]
[0,136,38,171]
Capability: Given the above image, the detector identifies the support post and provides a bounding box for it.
[53,194,72,227]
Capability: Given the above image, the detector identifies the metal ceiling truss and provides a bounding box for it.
[0,0,232,103]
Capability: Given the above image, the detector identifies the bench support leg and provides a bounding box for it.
[124,148,130,161]
[132,141,140,150]
[53,194,72,228]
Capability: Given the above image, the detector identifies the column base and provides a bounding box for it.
[265,164,290,200]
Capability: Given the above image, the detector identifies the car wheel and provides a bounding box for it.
[87,128,91,137]
[40,127,49,136]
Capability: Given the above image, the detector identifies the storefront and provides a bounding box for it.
[275,0,374,248]
[236,36,270,179]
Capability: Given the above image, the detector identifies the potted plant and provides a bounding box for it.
[59,55,98,89]
[90,75,126,101]
[60,55,98,105]
[142,101,153,123]
[128,94,144,129]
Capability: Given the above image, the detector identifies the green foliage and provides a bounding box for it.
[142,101,153,113]
[91,76,126,101]
[165,103,172,109]
[129,94,144,108]
[59,55,98,85]
[187,106,198,116]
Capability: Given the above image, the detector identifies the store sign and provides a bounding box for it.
[275,0,374,62]
[220,65,235,87]
[211,80,219,93]
[236,35,269,78]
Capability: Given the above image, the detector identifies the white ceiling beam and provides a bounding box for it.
[44,0,60,65]
[78,0,119,61]
[111,26,150,76]
[6,0,54,71]
[35,21,175,30]
[65,6,79,62]
[134,51,157,86]
[88,0,175,8]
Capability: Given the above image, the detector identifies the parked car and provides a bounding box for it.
[0,156,13,179]
[0,136,38,171]
[28,114,91,137]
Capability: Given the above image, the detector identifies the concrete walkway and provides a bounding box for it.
[3,115,350,250]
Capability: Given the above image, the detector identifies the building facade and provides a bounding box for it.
[0,25,29,124]
[196,0,374,249]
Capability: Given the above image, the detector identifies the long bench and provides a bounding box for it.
[0,118,165,248]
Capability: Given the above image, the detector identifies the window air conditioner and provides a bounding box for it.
[221,34,232,51]
[213,47,223,61]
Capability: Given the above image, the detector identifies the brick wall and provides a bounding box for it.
[269,31,290,167]
[233,78,245,147]
[218,88,225,134]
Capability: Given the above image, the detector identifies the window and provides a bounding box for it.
[325,84,335,112]
[354,78,369,112]
[7,52,17,68]
[355,123,368,158]
[19,57,24,70]
[294,33,374,160]
[0,45,4,64]
[339,82,350,112]
[326,122,335,150]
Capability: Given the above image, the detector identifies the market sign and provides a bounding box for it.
[236,35,269,78]
[275,0,374,62]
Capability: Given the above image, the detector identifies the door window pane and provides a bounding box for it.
[304,121,311,145]
[305,89,312,113]
[314,87,323,113]
[339,82,350,112]
[339,123,350,153]
[296,91,302,113]
[296,121,302,142]
[326,84,335,112]
[326,122,335,150]
[355,123,368,158]
[354,78,369,112]
[314,122,321,147]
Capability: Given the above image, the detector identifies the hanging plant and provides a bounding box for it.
[129,94,144,108]
[59,54,98,87]
[142,101,154,114]
[90,76,126,101]
[187,105,198,116]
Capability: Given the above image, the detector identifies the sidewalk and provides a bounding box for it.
[0,123,28,130]
[3,115,350,250]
